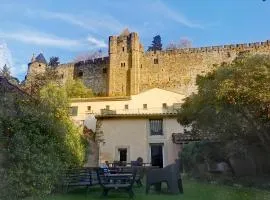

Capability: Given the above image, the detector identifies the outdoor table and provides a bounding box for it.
[97,172,136,198]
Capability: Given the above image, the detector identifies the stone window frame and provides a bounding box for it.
[154,58,158,64]
[143,104,147,109]
[115,145,130,162]
[124,104,129,110]
[162,103,167,109]
[87,106,91,111]
[106,105,110,110]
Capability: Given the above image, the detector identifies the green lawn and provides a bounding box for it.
[46,179,270,200]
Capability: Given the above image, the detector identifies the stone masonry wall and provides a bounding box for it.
[108,35,133,96]
[73,57,109,96]
[57,63,75,83]
[141,41,270,95]
[28,33,270,97]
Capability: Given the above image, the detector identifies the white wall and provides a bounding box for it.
[70,88,185,122]
[99,118,148,163]
[69,88,186,167]
[99,117,183,166]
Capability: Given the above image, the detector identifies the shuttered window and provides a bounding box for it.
[149,119,163,135]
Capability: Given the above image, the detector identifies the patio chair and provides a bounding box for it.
[145,159,183,194]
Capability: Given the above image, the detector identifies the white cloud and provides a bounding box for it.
[0,42,26,79]
[87,36,107,48]
[153,1,204,29]
[0,41,13,68]
[30,10,96,32]
[10,64,27,79]
[0,30,81,48]
[0,28,108,51]
[26,10,125,34]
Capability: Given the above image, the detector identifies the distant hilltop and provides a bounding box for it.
[25,31,270,97]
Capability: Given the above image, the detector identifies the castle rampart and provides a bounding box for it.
[26,32,270,97]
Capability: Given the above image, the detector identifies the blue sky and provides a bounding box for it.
[0,0,269,80]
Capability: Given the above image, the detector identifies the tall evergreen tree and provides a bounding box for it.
[48,56,60,68]
[0,64,11,78]
[148,35,162,51]
[0,64,19,85]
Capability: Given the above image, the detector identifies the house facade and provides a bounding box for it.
[70,88,186,167]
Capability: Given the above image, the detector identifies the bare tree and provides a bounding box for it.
[166,37,192,50]
[166,42,178,50]
[74,49,104,62]
[179,38,192,48]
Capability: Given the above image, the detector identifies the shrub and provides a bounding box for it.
[0,83,87,199]
[180,141,226,173]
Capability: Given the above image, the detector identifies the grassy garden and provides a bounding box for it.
[45,179,270,200]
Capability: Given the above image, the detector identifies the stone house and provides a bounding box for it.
[70,88,186,167]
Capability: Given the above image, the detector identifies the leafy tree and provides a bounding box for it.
[0,81,87,199]
[48,56,60,68]
[23,67,94,98]
[178,54,270,153]
[22,68,61,97]
[148,35,162,51]
[65,79,94,98]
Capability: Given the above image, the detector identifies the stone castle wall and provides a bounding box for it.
[140,41,270,95]
[57,62,75,82]
[27,32,270,97]
[74,57,109,96]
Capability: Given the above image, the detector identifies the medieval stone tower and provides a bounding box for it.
[25,53,47,82]
[108,32,144,96]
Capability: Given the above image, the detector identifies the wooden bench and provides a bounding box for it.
[62,167,98,193]
[97,168,137,198]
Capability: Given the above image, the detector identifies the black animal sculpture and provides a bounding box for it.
[145,159,183,194]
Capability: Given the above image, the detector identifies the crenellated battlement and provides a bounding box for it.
[145,40,270,56]
[26,31,270,97]
[74,56,109,67]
